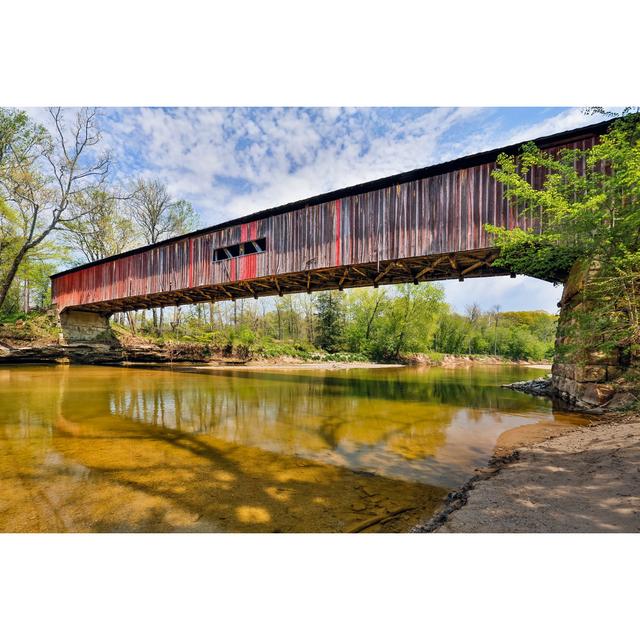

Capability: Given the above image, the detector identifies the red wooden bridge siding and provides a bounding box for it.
[51,122,604,312]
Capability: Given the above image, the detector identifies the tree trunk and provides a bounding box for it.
[365,296,383,340]
[0,245,29,311]
[127,311,137,334]
[171,306,181,333]
[22,279,30,313]
[276,305,282,339]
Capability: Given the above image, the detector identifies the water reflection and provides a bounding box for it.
[0,364,586,532]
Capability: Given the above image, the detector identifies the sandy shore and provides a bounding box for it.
[122,357,550,373]
[198,360,401,371]
[414,414,640,533]
[118,360,403,373]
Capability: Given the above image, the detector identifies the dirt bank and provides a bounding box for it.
[438,354,551,369]
[152,360,402,372]
[0,335,551,370]
[413,413,640,533]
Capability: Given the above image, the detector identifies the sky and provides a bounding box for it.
[38,106,609,314]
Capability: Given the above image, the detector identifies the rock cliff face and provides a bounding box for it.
[552,261,637,410]
[0,341,212,365]
[0,306,217,365]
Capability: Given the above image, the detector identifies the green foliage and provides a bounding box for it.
[485,226,579,282]
[119,283,554,363]
[0,311,59,342]
[433,307,556,361]
[342,284,447,360]
[487,112,640,359]
[367,284,446,360]
[503,327,546,361]
[314,291,345,352]
[0,196,70,315]
[0,107,111,311]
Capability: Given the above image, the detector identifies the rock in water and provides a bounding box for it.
[502,376,552,397]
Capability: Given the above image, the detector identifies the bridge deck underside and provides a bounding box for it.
[68,248,507,314]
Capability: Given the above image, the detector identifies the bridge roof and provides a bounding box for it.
[51,117,615,280]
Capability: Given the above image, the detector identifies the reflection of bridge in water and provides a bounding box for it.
[51,120,608,334]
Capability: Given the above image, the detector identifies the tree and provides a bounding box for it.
[465,302,482,324]
[487,111,640,359]
[0,107,111,309]
[434,312,468,354]
[490,304,501,356]
[344,288,387,354]
[374,283,445,360]
[130,178,197,244]
[17,242,69,312]
[314,291,345,352]
[1,112,46,311]
[62,187,136,262]
[129,177,198,331]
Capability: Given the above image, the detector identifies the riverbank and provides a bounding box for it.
[0,332,551,370]
[413,412,640,533]
[127,360,403,372]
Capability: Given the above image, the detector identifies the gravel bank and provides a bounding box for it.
[413,414,640,533]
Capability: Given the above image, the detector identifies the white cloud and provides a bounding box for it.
[502,108,603,146]
[98,107,488,223]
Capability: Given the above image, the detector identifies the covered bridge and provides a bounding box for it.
[51,119,608,338]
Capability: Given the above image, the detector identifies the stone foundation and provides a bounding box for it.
[551,261,637,409]
[552,362,623,407]
[59,309,113,343]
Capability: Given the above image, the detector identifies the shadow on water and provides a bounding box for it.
[0,364,587,532]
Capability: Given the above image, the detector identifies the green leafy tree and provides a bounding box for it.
[0,107,111,310]
[372,283,446,360]
[314,291,345,352]
[486,112,640,358]
[433,312,468,354]
[344,288,387,355]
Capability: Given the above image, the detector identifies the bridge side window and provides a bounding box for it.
[242,238,267,256]
[213,238,267,262]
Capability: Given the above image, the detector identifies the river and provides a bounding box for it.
[0,363,587,532]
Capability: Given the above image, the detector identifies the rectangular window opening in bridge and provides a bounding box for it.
[213,238,267,262]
